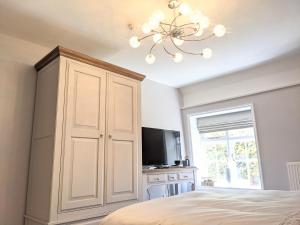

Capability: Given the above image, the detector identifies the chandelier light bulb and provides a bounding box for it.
[189,10,203,24]
[173,37,184,46]
[142,23,151,34]
[145,54,156,64]
[152,10,165,22]
[202,48,212,59]
[179,3,191,16]
[153,33,162,43]
[148,17,160,30]
[173,52,183,63]
[129,36,141,48]
[200,16,210,29]
[213,24,226,37]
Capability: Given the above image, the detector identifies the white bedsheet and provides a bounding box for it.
[100,189,300,225]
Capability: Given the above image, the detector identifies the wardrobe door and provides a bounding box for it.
[106,74,139,203]
[60,61,106,211]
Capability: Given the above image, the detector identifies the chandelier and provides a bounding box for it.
[129,0,226,64]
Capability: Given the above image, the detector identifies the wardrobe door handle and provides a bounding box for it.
[99,134,103,138]
[108,134,112,138]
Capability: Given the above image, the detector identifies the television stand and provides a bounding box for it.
[142,167,197,200]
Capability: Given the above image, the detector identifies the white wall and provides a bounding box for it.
[141,79,185,154]
[180,50,300,108]
[0,33,49,225]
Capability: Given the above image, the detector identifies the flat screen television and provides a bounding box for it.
[142,127,182,166]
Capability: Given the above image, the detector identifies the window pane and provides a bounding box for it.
[236,161,248,180]
[233,141,247,160]
[206,144,217,160]
[249,160,261,186]
[208,162,217,180]
[203,141,227,161]
[247,141,257,159]
[228,127,254,138]
[217,145,228,161]
[228,128,261,189]
[217,161,228,180]
[202,131,226,139]
[199,141,228,183]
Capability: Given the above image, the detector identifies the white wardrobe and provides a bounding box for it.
[25,46,145,225]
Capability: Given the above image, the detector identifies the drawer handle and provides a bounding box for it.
[184,176,188,178]
[155,178,160,181]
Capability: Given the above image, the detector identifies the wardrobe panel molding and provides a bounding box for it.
[106,74,139,203]
[60,61,106,211]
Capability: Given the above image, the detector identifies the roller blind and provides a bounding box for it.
[197,109,253,133]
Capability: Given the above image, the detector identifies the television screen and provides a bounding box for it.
[142,127,181,166]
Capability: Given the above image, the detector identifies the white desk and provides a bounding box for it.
[142,167,197,200]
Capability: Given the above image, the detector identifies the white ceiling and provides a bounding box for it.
[0,0,300,87]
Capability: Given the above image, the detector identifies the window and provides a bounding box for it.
[189,106,262,189]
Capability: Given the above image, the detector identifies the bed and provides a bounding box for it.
[100,189,300,225]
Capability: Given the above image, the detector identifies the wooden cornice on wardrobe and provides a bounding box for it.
[35,46,146,81]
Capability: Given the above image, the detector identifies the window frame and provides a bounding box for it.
[185,103,264,190]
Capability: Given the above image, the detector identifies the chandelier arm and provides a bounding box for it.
[173,8,177,27]
[149,34,169,54]
[151,27,169,35]
[172,8,175,27]
[160,22,172,26]
[138,33,156,41]
[149,42,158,54]
[183,26,197,31]
[170,36,203,55]
[169,13,181,31]
[178,22,196,28]
[179,25,201,37]
[163,45,175,57]
[151,31,168,36]
[159,24,169,35]
[179,27,199,38]
[138,30,168,42]
[181,32,198,38]
[159,23,173,35]
[181,33,215,41]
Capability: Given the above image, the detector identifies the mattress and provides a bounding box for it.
[100,189,300,225]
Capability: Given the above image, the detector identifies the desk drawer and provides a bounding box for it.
[178,172,193,180]
[168,173,178,181]
[148,174,167,183]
